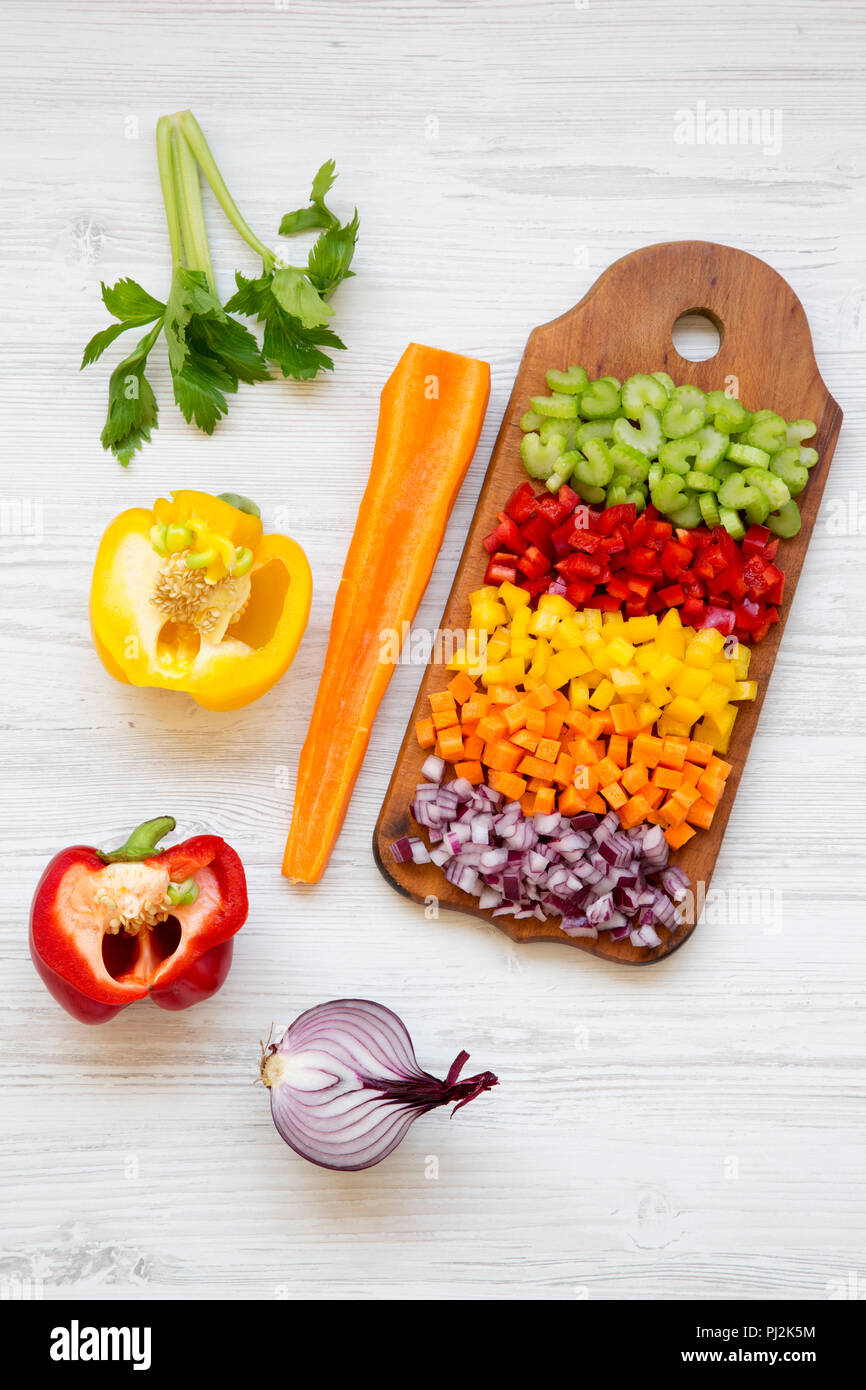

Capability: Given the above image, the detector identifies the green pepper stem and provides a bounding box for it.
[99,816,177,864]
[174,109,275,270]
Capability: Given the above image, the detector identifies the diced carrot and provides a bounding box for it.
[462,733,483,759]
[525,707,546,734]
[696,771,724,805]
[706,756,732,781]
[438,723,464,754]
[432,706,459,730]
[621,762,649,795]
[680,761,703,786]
[601,781,627,809]
[586,793,606,813]
[518,754,559,780]
[447,672,477,704]
[665,822,696,849]
[534,785,556,815]
[568,736,599,765]
[503,701,530,735]
[610,703,639,736]
[415,717,436,749]
[672,783,700,811]
[455,760,484,784]
[558,786,586,817]
[544,710,565,739]
[487,686,516,707]
[489,770,527,801]
[685,796,715,829]
[483,740,524,774]
[643,784,665,810]
[553,752,574,787]
[512,728,539,752]
[536,737,561,764]
[659,795,688,826]
[520,793,537,815]
[461,694,489,724]
[618,793,651,830]
[429,690,456,714]
[564,709,592,735]
[586,714,609,740]
[595,756,622,787]
[593,710,616,736]
[476,712,507,743]
[686,739,713,766]
[528,684,556,710]
[608,733,629,768]
[652,765,683,791]
[659,737,687,770]
[633,733,664,768]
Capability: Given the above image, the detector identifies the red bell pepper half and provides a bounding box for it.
[30,816,248,1024]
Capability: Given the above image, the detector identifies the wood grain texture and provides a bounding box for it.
[1,0,865,1304]
[375,241,842,963]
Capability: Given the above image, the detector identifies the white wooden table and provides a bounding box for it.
[1,0,864,1302]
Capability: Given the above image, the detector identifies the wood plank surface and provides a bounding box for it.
[1,0,864,1304]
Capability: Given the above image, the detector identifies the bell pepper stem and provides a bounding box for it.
[99,816,177,864]
[218,492,261,518]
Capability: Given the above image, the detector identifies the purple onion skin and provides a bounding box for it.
[260,999,498,1172]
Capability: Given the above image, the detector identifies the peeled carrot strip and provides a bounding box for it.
[283,343,490,882]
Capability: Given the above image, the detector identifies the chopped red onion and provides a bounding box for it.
[391,763,691,950]
[420,754,445,784]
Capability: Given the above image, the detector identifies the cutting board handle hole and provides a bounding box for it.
[671,309,723,362]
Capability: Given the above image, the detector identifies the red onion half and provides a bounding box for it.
[259,999,498,1171]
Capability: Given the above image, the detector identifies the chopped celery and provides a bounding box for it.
[727,442,770,469]
[713,398,751,434]
[621,373,669,415]
[651,371,675,394]
[574,419,615,449]
[545,450,579,492]
[613,407,662,457]
[609,441,651,483]
[659,436,700,475]
[575,439,614,489]
[742,413,786,454]
[539,417,574,447]
[692,425,728,471]
[662,385,707,438]
[718,473,761,511]
[579,378,621,419]
[744,492,772,525]
[520,409,544,432]
[769,447,808,497]
[767,500,802,538]
[718,505,746,540]
[530,392,578,420]
[786,418,816,445]
[698,492,721,526]
[799,446,819,468]
[545,365,588,395]
[741,467,791,511]
[684,469,720,493]
[520,431,563,480]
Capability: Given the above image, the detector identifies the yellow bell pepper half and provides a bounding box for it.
[90,490,312,711]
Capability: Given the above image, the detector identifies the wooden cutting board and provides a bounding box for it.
[373,241,842,964]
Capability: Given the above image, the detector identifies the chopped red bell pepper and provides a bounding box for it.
[30,816,248,1024]
[493,481,787,639]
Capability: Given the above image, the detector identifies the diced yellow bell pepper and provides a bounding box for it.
[610,665,644,697]
[589,678,616,710]
[499,581,530,617]
[470,599,508,632]
[665,694,703,726]
[733,680,757,701]
[485,631,511,665]
[672,665,712,698]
